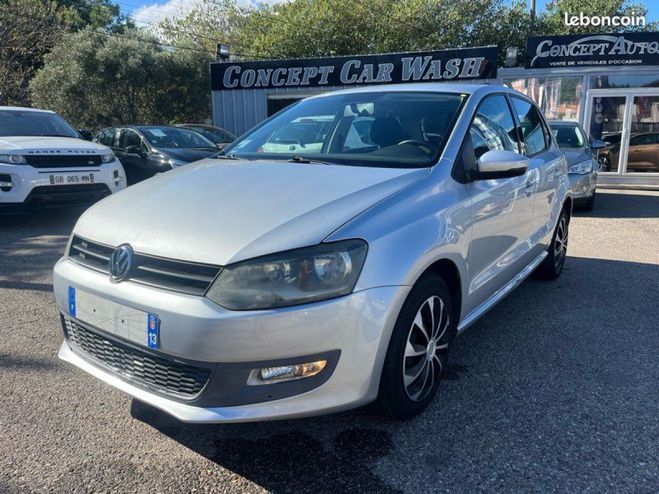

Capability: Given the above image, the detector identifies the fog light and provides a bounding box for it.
[0,174,12,192]
[248,360,327,385]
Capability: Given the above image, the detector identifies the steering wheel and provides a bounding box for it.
[397,140,435,154]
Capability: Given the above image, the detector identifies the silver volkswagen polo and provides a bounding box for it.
[54,84,572,422]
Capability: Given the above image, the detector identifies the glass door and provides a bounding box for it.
[587,95,626,173]
[585,90,659,175]
[626,96,659,173]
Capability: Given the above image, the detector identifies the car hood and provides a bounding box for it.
[74,160,429,265]
[155,147,219,163]
[0,136,109,153]
[560,148,592,166]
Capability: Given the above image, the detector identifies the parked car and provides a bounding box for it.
[549,120,605,211]
[95,125,219,184]
[599,132,659,173]
[55,84,571,422]
[0,106,125,212]
[175,124,236,149]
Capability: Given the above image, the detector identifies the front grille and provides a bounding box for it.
[25,184,111,207]
[26,154,103,168]
[63,316,211,398]
[69,235,221,296]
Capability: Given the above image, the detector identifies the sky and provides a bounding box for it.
[123,0,659,27]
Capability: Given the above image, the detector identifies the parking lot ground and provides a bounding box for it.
[1,189,658,493]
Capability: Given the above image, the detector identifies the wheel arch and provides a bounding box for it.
[416,258,463,322]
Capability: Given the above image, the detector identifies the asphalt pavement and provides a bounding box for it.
[1,189,658,493]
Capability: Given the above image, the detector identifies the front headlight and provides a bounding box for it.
[0,154,26,165]
[206,239,368,310]
[100,152,115,164]
[167,158,186,168]
[568,160,593,175]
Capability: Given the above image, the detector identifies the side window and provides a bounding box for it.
[119,129,141,149]
[631,134,653,146]
[343,117,375,151]
[511,97,550,156]
[97,129,115,147]
[469,95,519,159]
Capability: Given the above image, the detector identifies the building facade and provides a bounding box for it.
[211,32,659,187]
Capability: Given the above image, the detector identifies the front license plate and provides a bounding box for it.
[68,287,159,349]
[48,172,97,186]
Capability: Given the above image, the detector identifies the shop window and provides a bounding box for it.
[503,76,583,122]
[591,74,659,89]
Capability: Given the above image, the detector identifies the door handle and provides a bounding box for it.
[524,180,535,196]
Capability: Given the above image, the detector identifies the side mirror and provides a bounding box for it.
[476,150,529,179]
[78,129,93,141]
[125,145,145,157]
[590,139,607,150]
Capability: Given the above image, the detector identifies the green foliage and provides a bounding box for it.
[0,0,67,105]
[30,28,213,129]
[57,0,130,31]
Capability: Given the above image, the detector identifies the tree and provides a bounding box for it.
[57,0,133,32]
[30,28,213,129]
[0,0,67,105]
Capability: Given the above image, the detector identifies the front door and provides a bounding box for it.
[465,94,535,314]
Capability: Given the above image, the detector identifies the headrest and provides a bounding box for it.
[370,117,405,147]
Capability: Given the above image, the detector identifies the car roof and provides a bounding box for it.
[0,106,55,114]
[306,83,530,103]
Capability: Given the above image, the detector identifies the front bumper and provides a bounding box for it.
[0,160,126,208]
[54,257,407,422]
[568,172,597,200]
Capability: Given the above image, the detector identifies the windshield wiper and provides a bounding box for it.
[213,153,240,160]
[288,156,332,165]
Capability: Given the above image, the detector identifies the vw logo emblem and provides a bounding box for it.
[109,244,133,282]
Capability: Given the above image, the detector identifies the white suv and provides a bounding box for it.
[0,107,126,212]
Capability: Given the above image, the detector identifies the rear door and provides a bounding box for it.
[464,94,535,313]
[509,96,564,253]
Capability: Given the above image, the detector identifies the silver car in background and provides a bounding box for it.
[54,84,572,422]
[549,120,605,211]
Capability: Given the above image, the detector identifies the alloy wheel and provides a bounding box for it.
[554,216,568,271]
[403,295,450,402]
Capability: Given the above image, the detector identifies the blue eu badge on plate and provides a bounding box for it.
[68,287,76,317]
[147,314,160,349]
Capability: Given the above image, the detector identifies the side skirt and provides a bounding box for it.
[457,250,548,333]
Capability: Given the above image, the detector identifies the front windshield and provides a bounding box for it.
[224,91,467,168]
[551,124,586,148]
[140,127,215,149]
[0,110,79,138]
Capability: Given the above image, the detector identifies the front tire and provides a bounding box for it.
[533,208,569,280]
[377,274,456,419]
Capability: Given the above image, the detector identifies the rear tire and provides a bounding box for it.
[533,208,569,280]
[377,274,456,419]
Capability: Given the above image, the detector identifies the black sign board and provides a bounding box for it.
[210,46,498,91]
[526,32,659,69]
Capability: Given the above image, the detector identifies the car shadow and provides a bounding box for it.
[131,255,659,492]
[577,190,659,218]
[0,208,82,290]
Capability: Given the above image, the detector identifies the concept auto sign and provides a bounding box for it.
[526,32,659,69]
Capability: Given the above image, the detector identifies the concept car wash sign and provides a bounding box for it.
[210,47,498,90]
[526,32,659,68]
